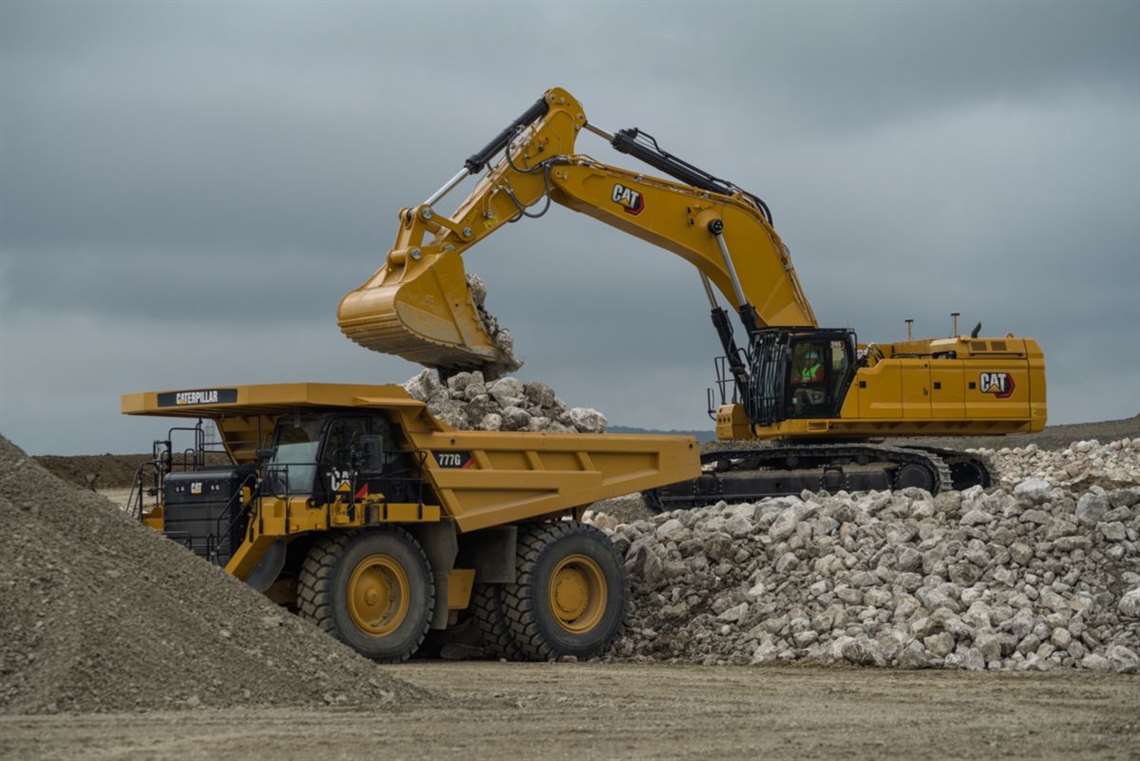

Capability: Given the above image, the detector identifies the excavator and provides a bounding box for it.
[338,86,1046,510]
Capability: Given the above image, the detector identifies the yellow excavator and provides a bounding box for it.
[338,87,1046,508]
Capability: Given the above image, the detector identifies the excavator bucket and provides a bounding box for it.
[338,247,506,371]
[339,88,588,374]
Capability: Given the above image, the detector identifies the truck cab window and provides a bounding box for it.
[267,414,324,494]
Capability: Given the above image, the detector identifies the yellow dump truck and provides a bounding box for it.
[122,382,698,661]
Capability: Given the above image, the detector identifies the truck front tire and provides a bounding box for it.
[298,528,434,662]
[503,522,626,661]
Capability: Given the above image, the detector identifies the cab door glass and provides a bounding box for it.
[320,417,369,497]
[830,339,851,407]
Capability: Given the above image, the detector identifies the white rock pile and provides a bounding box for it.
[404,368,607,434]
[590,440,1140,672]
[974,438,1140,489]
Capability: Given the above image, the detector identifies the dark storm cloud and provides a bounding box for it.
[2,0,1138,453]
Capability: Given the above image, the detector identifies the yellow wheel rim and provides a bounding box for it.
[548,554,607,634]
[346,553,409,637]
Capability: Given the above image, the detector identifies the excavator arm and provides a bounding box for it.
[337,86,816,373]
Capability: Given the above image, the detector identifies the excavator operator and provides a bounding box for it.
[792,346,828,413]
[796,348,824,384]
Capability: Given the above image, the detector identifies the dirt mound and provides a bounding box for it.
[0,435,431,714]
[34,453,153,490]
[36,452,232,490]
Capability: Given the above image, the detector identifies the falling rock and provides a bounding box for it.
[466,273,488,306]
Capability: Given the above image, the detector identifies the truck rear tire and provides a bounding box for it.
[503,522,626,661]
[298,528,434,662]
[470,583,526,661]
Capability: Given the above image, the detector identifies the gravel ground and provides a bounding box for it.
[2,663,1137,761]
[0,435,430,714]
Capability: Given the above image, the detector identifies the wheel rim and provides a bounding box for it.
[548,554,607,634]
[347,553,409,636]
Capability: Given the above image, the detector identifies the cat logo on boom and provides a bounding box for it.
[611,183,644,215]
[979,372,1016,399]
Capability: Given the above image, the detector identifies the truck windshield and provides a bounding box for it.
[268,414,325,494]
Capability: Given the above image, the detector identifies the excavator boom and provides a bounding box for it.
[337,86,816,371]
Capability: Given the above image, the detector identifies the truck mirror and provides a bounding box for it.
[256,447,276,463]
[352,434,385,473]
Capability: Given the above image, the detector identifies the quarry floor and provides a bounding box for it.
[3,662,1137,761]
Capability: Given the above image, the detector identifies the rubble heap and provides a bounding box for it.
[591,440,1140,673]
[973,438,1140,490]
[404,368,606,434]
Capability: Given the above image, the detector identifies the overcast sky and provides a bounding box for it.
[2,0,1139,454]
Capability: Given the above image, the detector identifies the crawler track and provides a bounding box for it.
[645,442,993,512]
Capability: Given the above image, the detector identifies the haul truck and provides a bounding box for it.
[122,382,698,661]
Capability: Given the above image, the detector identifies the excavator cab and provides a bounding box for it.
[745,328,857,425]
